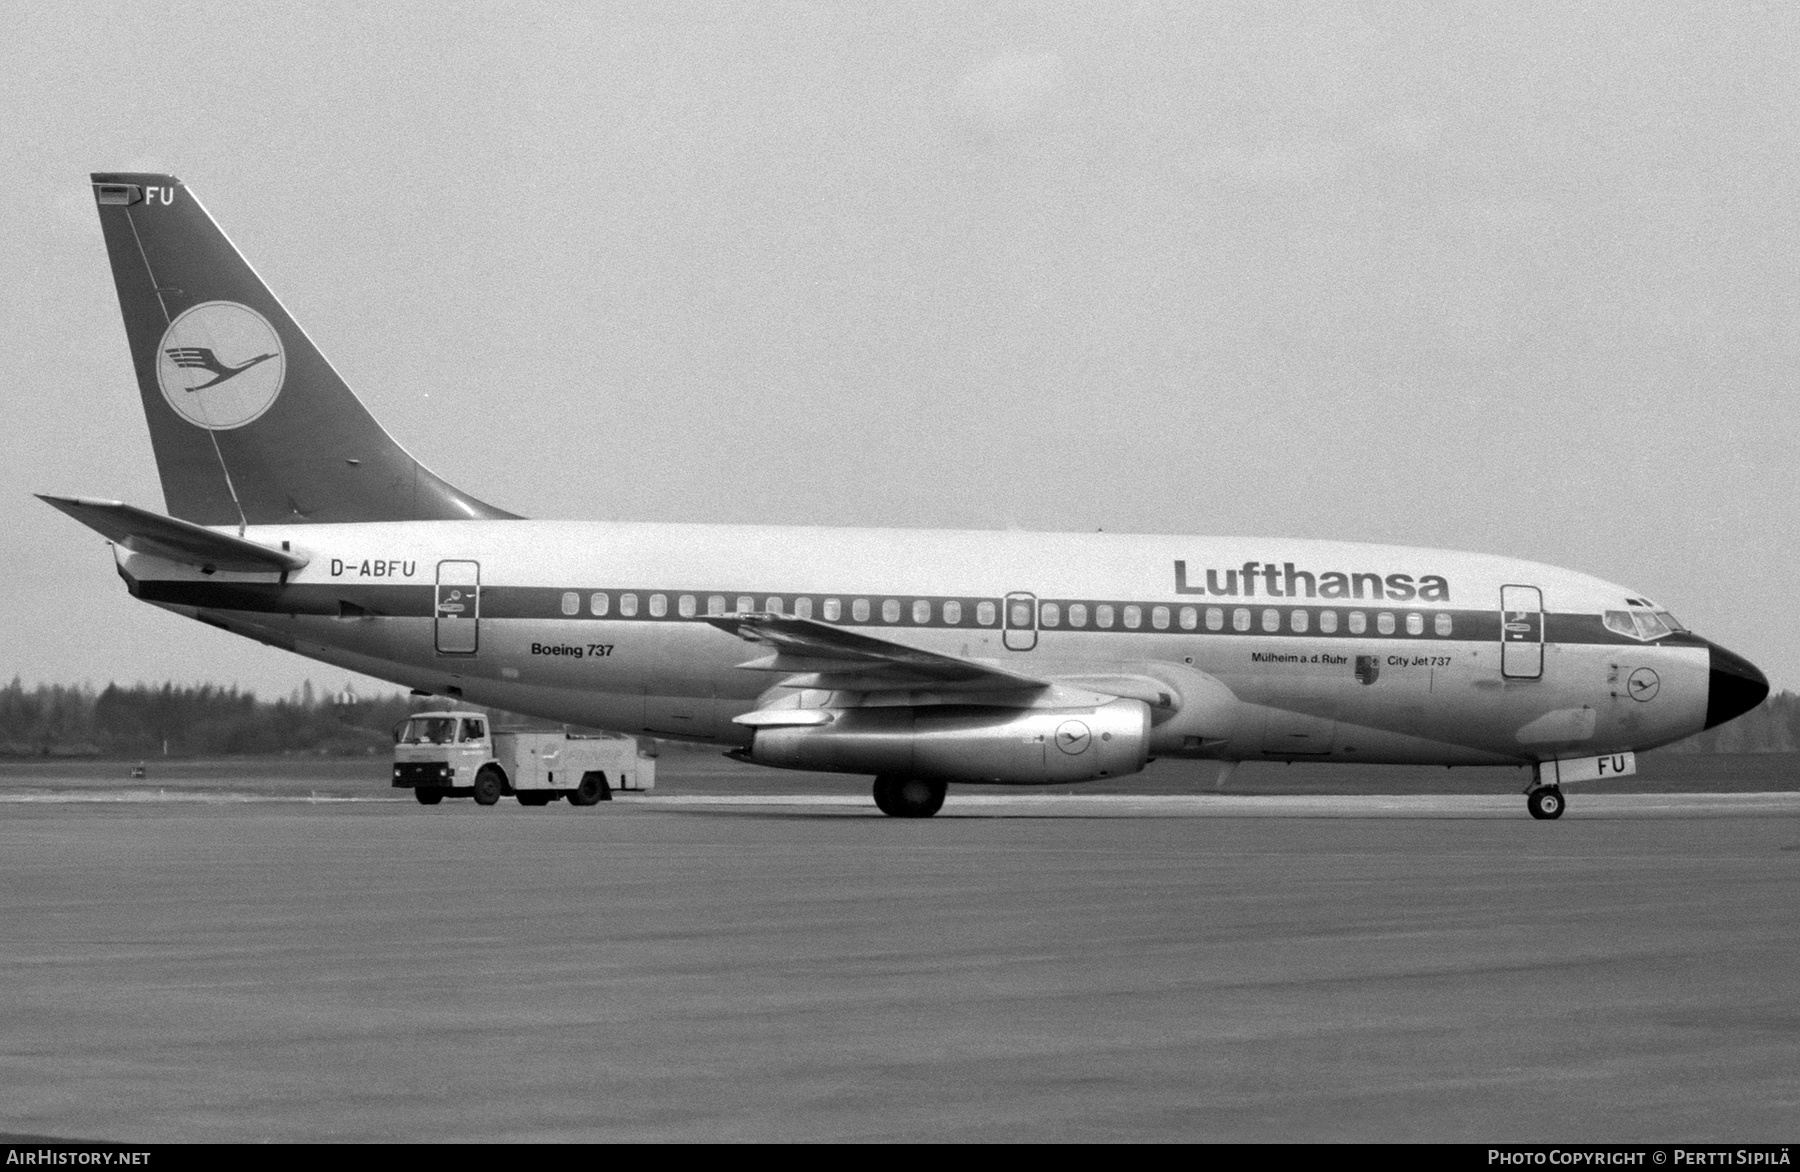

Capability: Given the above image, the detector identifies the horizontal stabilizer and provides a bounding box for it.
[37,495,307,574]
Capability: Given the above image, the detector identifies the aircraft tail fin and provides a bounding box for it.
[88,173,516,526]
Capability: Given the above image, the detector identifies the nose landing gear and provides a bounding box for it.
[1526,784,1565,820]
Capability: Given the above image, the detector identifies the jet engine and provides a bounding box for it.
[745,697,1151,784]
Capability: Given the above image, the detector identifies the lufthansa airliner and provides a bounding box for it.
[42,173,1769,817]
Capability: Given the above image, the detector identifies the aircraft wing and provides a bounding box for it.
[704,612,1048,693]
[37,495,309,574]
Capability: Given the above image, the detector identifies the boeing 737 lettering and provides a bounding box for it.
[44,173,1770,818]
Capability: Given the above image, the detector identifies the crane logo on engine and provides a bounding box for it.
[1054,720,1092,755]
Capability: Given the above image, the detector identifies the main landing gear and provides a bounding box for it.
[873,775,947,819]
[1526,784,1565,820]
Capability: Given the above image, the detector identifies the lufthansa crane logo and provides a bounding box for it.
[1627,668,1660,702]
[155,301,285,430]
[1054,720,1092,755]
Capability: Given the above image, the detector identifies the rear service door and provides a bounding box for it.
[1003,592,1037,651]
[436,560,480,655]
[1500,584,1543,679]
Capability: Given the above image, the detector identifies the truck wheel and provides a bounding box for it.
[570,771,611,807]
[473,766,504,807]
[414,788,444,806]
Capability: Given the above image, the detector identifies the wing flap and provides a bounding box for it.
[37,495,308,574]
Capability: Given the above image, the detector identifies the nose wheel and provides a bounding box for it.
[1527,785,1565,820]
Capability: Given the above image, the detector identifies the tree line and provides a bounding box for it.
[3,677,1797,759]
[0,679,423,758]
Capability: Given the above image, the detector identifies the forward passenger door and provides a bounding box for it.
[1500,584,1544,679]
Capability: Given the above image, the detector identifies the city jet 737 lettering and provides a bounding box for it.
[45,173,1769,819]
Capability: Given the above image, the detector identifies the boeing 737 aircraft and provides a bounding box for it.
[43,173,1769,818]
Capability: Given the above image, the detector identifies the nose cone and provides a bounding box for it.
[1705,642,1769,729]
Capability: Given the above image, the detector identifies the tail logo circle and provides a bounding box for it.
[155,301,285,430]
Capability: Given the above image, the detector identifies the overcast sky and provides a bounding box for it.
[2,1,1795,698]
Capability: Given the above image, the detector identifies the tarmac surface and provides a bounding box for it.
[2,772,1798,1141]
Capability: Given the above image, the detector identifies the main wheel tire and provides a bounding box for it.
[473,766,505,807]
[570,771,610,807]
[1527,785,1565,820]
[414,787,444,806]
[873,775,946,818]
[516,792,551,807]
[872,775,898,816]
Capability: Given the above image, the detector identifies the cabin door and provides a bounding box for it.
[1500,584,1543,679]
[1003,592,1038,651]
[435,560,481,655]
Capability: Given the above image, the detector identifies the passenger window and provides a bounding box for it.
[823,598,842,622]
[620,593,639,617]
[1206,607,1224,631]
[1123,605,1142,630]
[1347,610,1365,634]
[707,594,725,616]
[460,719,485,742]
[1261,608,1279,633]
[678,594,696,618]
[561,591,579,616]
[1152,605,1170,630]
[976,600,997,626]
[1406,612,1423,636]
[1097,604,1115,629]
[1233,608,1250,632]
[589,592,609,617]
[1179,606,1197,630]
[912,599,931,624]
[794,597,813,619]
[1377,612,1395,635]
[882,599,901,623]
[650,594,668,618]
[944,600,962,624]
[736,595,754,614]
[1006,601,1028,627]
[1068,603,1087,628]
[853,599,870,622]
[1291,609,1308,633]
[1041,603,1061,628]
[766,597,784,615]
[1434,612,1452,637]
[1319,610,1337,633]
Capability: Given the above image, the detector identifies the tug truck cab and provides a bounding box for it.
[392,710,654,808]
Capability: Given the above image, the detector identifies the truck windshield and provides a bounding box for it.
[400,717,459,745]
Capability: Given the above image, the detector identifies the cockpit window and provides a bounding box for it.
[1604,609,1675,641]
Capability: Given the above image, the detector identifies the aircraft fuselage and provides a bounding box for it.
[119,519,1730,771]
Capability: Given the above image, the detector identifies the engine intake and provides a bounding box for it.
[746,698,1151,784]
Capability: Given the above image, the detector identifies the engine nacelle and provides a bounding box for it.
[747,698,1152,784]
